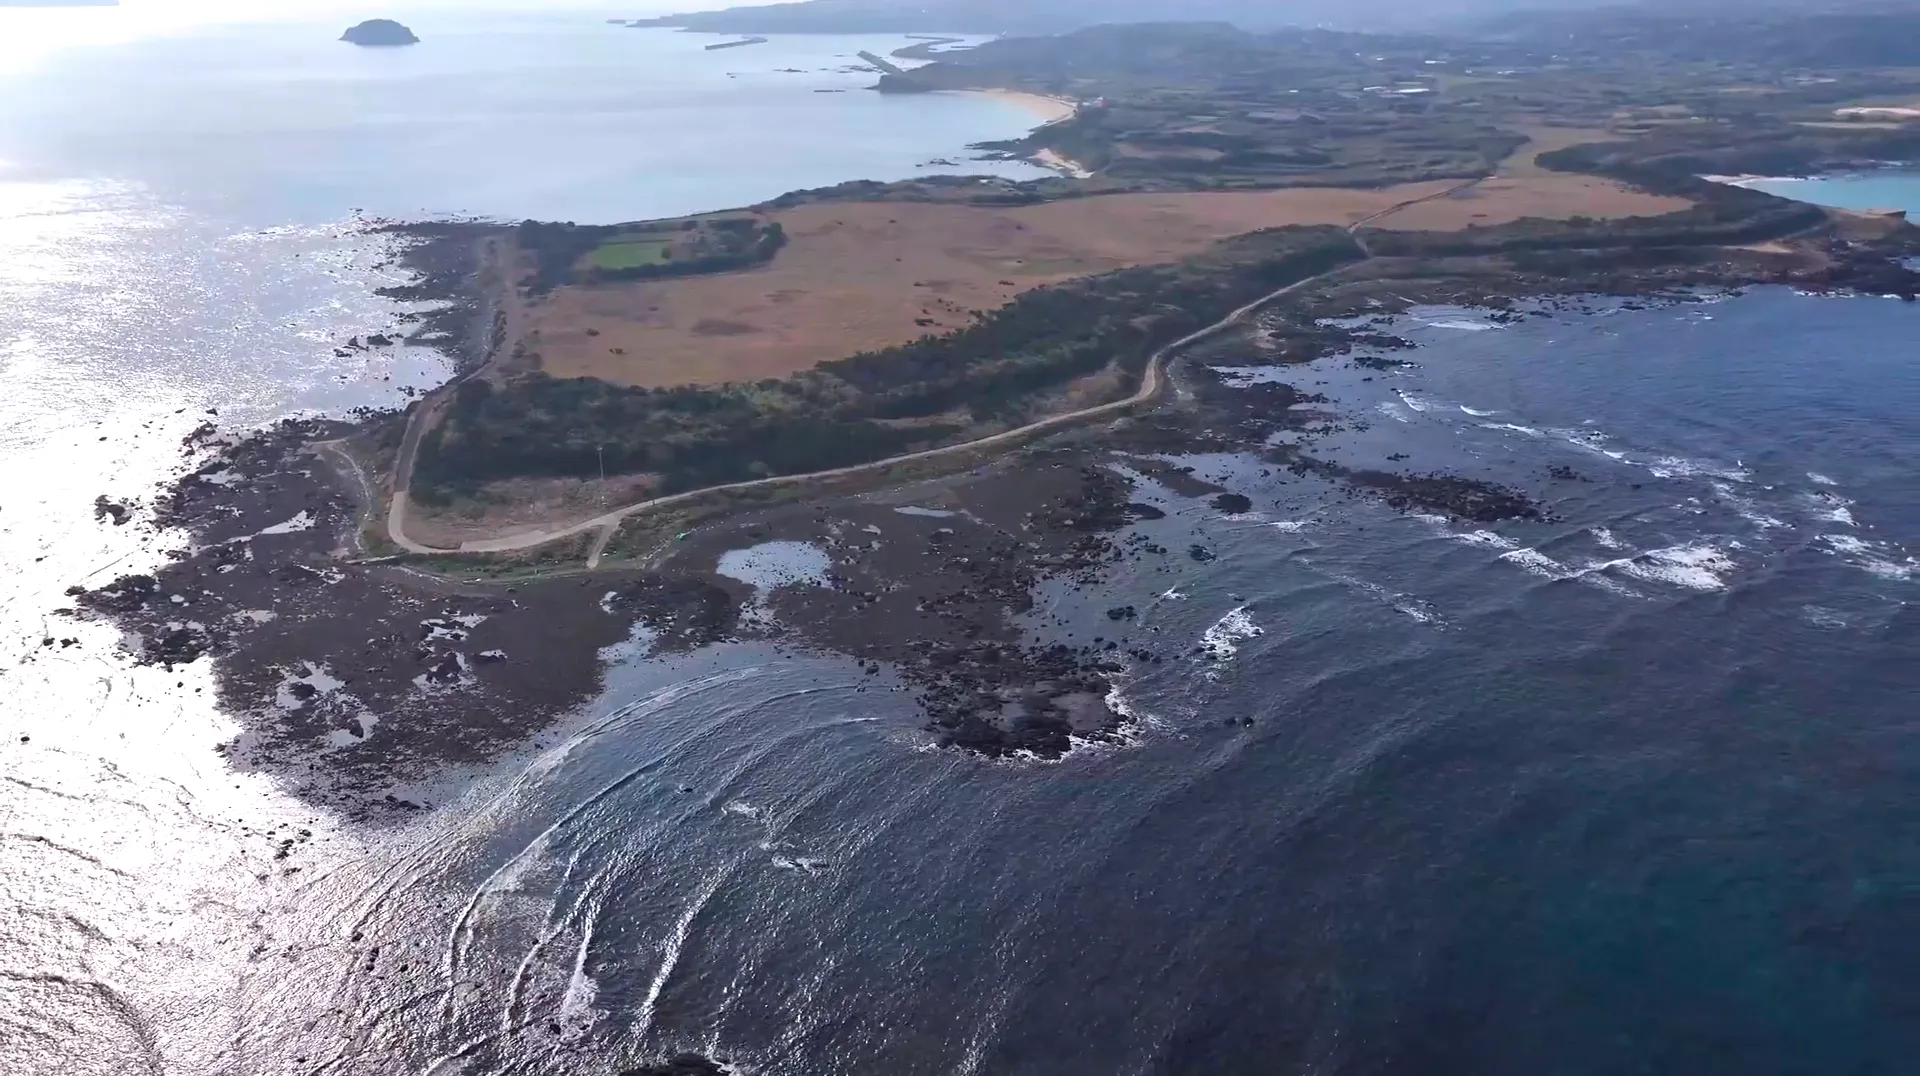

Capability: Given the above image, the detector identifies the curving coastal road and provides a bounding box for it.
[381,179,1483,563]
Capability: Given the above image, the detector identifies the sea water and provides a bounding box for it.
[4,7,1920,1072]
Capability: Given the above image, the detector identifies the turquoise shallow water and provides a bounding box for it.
[1746,171,1920,216]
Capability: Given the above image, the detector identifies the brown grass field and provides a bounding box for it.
[519,178,1689,389]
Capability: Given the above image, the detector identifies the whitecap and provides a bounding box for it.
[1267,520,1311,533]
[1479,422,1543,437]
[1590,527,1625,549]
[1808,473,1838,487]
[1646,456,1752,483]
[1328,572,1447,627]
[1813,494,1857,527]
[1395,391,1435,413]
[1459,406,1499,417]
[1499,547,1568,578]
[1614,543,1737,592]
[1199,607,1263,662]
[1456,530,1518,550]
[1376,401,1412,424]
[1710,482,1788,530]
[1819,535,1916,580]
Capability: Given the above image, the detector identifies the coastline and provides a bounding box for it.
[1033,147,1094,179]
[963,87,1078,126]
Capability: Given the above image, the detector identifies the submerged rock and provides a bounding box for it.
[340,19,419,47]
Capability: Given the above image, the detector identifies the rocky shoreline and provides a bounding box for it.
[57,194,1920,810]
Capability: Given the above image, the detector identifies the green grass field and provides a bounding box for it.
[587,237,673,270]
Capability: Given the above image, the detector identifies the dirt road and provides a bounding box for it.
[381,178,1486,561]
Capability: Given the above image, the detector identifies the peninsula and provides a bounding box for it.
[73,5,1920,801]
[341,18,419,46]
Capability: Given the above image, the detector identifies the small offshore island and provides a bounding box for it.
[73,4,1920,809]
[340,18,419,47]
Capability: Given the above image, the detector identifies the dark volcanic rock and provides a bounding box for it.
[623,1054,731,1076]
[1352,470,1546,523]
[1212,492,1253,514]
[93,495,133,526]
[341,19,419,46]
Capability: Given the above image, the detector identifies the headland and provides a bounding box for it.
[68,8,1920,811]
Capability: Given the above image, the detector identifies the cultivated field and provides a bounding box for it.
[519,178,1689,389]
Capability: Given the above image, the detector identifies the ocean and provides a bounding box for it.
[3,7,1919,1072]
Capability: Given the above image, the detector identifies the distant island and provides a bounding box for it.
[340,19,419,47]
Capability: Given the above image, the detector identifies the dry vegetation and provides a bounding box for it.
[519,177,1685,389]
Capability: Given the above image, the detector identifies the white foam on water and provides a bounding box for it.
[1808,473,1839,487]
[1806,492,1857,527]
[1396,391,1435,413]
[1459,405,1499,417]
[1480,422,1543,437]
[771,855,831,874]
[1500,547,1568,578]
[257,510,315,535]
[1646,456,1752,483]
[1328,572,1446,627]
[1711,482,1788,530]
[1820,535,1917,581]
[1267,520,1312,533]
[1457,530,1518,550]
[1613,543,1738,592]
[1801,606,1851,630]
[197,467,241,486]
[893,506,957,518]
[1591,527,1625,549]
[1420,318,1502,332]
[1376,400,1413,423]
[598,590,619,615]
[1199,607,1264,662]
[1548,427,1630,461]
[1393,601,1444,625]
[556,925,602,1043]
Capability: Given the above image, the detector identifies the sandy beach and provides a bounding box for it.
[1034,147,1095,179]
[967,87,1078,125]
